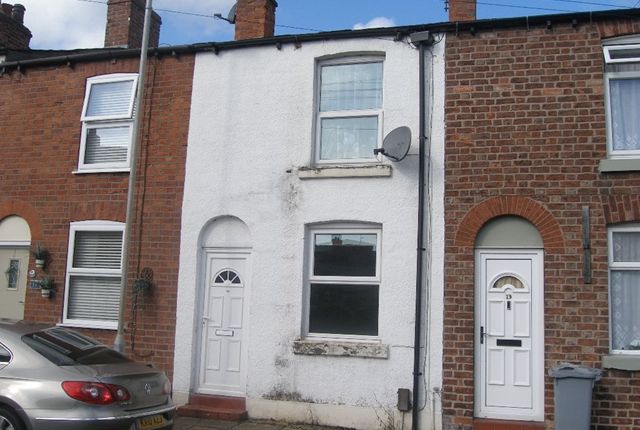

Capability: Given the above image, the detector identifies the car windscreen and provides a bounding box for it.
[22,327,131,366]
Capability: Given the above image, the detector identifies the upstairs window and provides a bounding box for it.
[305,225,381,338]
[315,57,383,164]
[78,74,137,172]
[608,226,640,354]
[603,39,640,159]
[63,221,124,329]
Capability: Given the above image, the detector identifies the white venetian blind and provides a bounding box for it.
[73,231,123,269]
[67,276,121,321]
[84,126,130,165]
[85,80,135,119]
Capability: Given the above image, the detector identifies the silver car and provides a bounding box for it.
[0,321,175,430]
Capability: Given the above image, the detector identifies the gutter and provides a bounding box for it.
[2,7,639,71]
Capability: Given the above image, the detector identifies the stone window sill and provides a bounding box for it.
[602,354,640,371]
[599,158,640,173]
[295,164,392,179]
[292,339,389,359]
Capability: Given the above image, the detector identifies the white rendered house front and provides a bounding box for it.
[173,32,446,430]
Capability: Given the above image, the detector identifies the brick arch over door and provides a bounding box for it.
[454,196,565,251]
[0,200,44,242]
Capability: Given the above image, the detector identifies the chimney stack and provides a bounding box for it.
[10,3,23,23]
[448,0,476,22]
[104,0,162,49]
[0,2,31,49]
[235,0,277,41]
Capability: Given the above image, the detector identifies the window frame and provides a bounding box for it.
[77,73,138,173]
[608,225,640,355]
[603,44,640,64]
[603,40,640,160]
[304,224,382,340]
[313,56,384,165]
[0,342,12,367]
[62,221,124,330]
[604,70,640,159]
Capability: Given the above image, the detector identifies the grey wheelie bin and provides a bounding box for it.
[548,363,602,430]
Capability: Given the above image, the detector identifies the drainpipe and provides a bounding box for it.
[114,0,153,353]
[409,30,433,430]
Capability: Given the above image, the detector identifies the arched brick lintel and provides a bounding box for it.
[0,200,44,242]
[454,196,565,251]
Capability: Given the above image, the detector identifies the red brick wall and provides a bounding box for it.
[235,0,277,41]
[444,19,640,429]
[0,54,194,378]
[448,0,476,22]
[104,0,161,49]
[0,11,31,49]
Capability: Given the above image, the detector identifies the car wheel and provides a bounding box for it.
[0,406,24,430]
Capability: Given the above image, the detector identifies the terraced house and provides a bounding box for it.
[3,0,640,429]
[442,1,640,429]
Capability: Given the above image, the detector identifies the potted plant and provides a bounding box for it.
[40,276,54,298]
[32,243,47,269]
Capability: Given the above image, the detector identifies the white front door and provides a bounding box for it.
[475,250,544,421]
[0,247,29,320]
[197,252,249,397]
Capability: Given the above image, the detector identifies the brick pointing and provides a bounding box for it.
[104,0,161,49]
[0,8,31,49]
[444,19,640,429]
[0,54,195,378]
[449,0,476,22]
[235,0,277,40]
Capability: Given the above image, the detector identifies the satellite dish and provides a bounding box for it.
[375,126,412,162]
[227,3,237,23]
[214,3,236,24]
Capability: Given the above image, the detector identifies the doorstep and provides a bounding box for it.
[473,418,545,430]
[177,393,248,421]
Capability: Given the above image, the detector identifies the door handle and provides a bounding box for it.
[480,326,486,344]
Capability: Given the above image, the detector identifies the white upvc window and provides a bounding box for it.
[603,39,640,159]
[305,224,381,339]
[608,225,640,354]
[77,74,138,173]
[63,221,124,329]
[314,57,384,164]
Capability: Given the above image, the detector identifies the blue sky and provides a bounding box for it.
[158,0,640,45]
[15,0,640,50]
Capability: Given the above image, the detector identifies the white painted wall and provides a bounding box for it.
[174,34,446,429]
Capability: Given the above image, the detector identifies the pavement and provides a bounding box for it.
[173,417,346,430]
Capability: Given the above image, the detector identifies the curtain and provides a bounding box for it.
[611,231,640,351]
[610,78,640,151]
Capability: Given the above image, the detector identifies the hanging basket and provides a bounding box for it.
[35,259,45,269]
[41,289,51,298]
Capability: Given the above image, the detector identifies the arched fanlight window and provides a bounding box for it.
[492,275,525,290]
[213,269,242,286]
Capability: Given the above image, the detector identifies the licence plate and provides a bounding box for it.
[137,414,167,430]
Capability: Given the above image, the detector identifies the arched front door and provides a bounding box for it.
[474,216,544,422]
[195,216,252,398]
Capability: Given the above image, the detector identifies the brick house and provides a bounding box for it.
[442,1,640,429]
[0,0,193,377]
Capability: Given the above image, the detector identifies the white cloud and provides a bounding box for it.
[18,0,106,49]
[16,0,236,50]
[352,16,396,30]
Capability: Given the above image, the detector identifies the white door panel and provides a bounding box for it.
[476,250,543,421]
[197,253,249,397]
